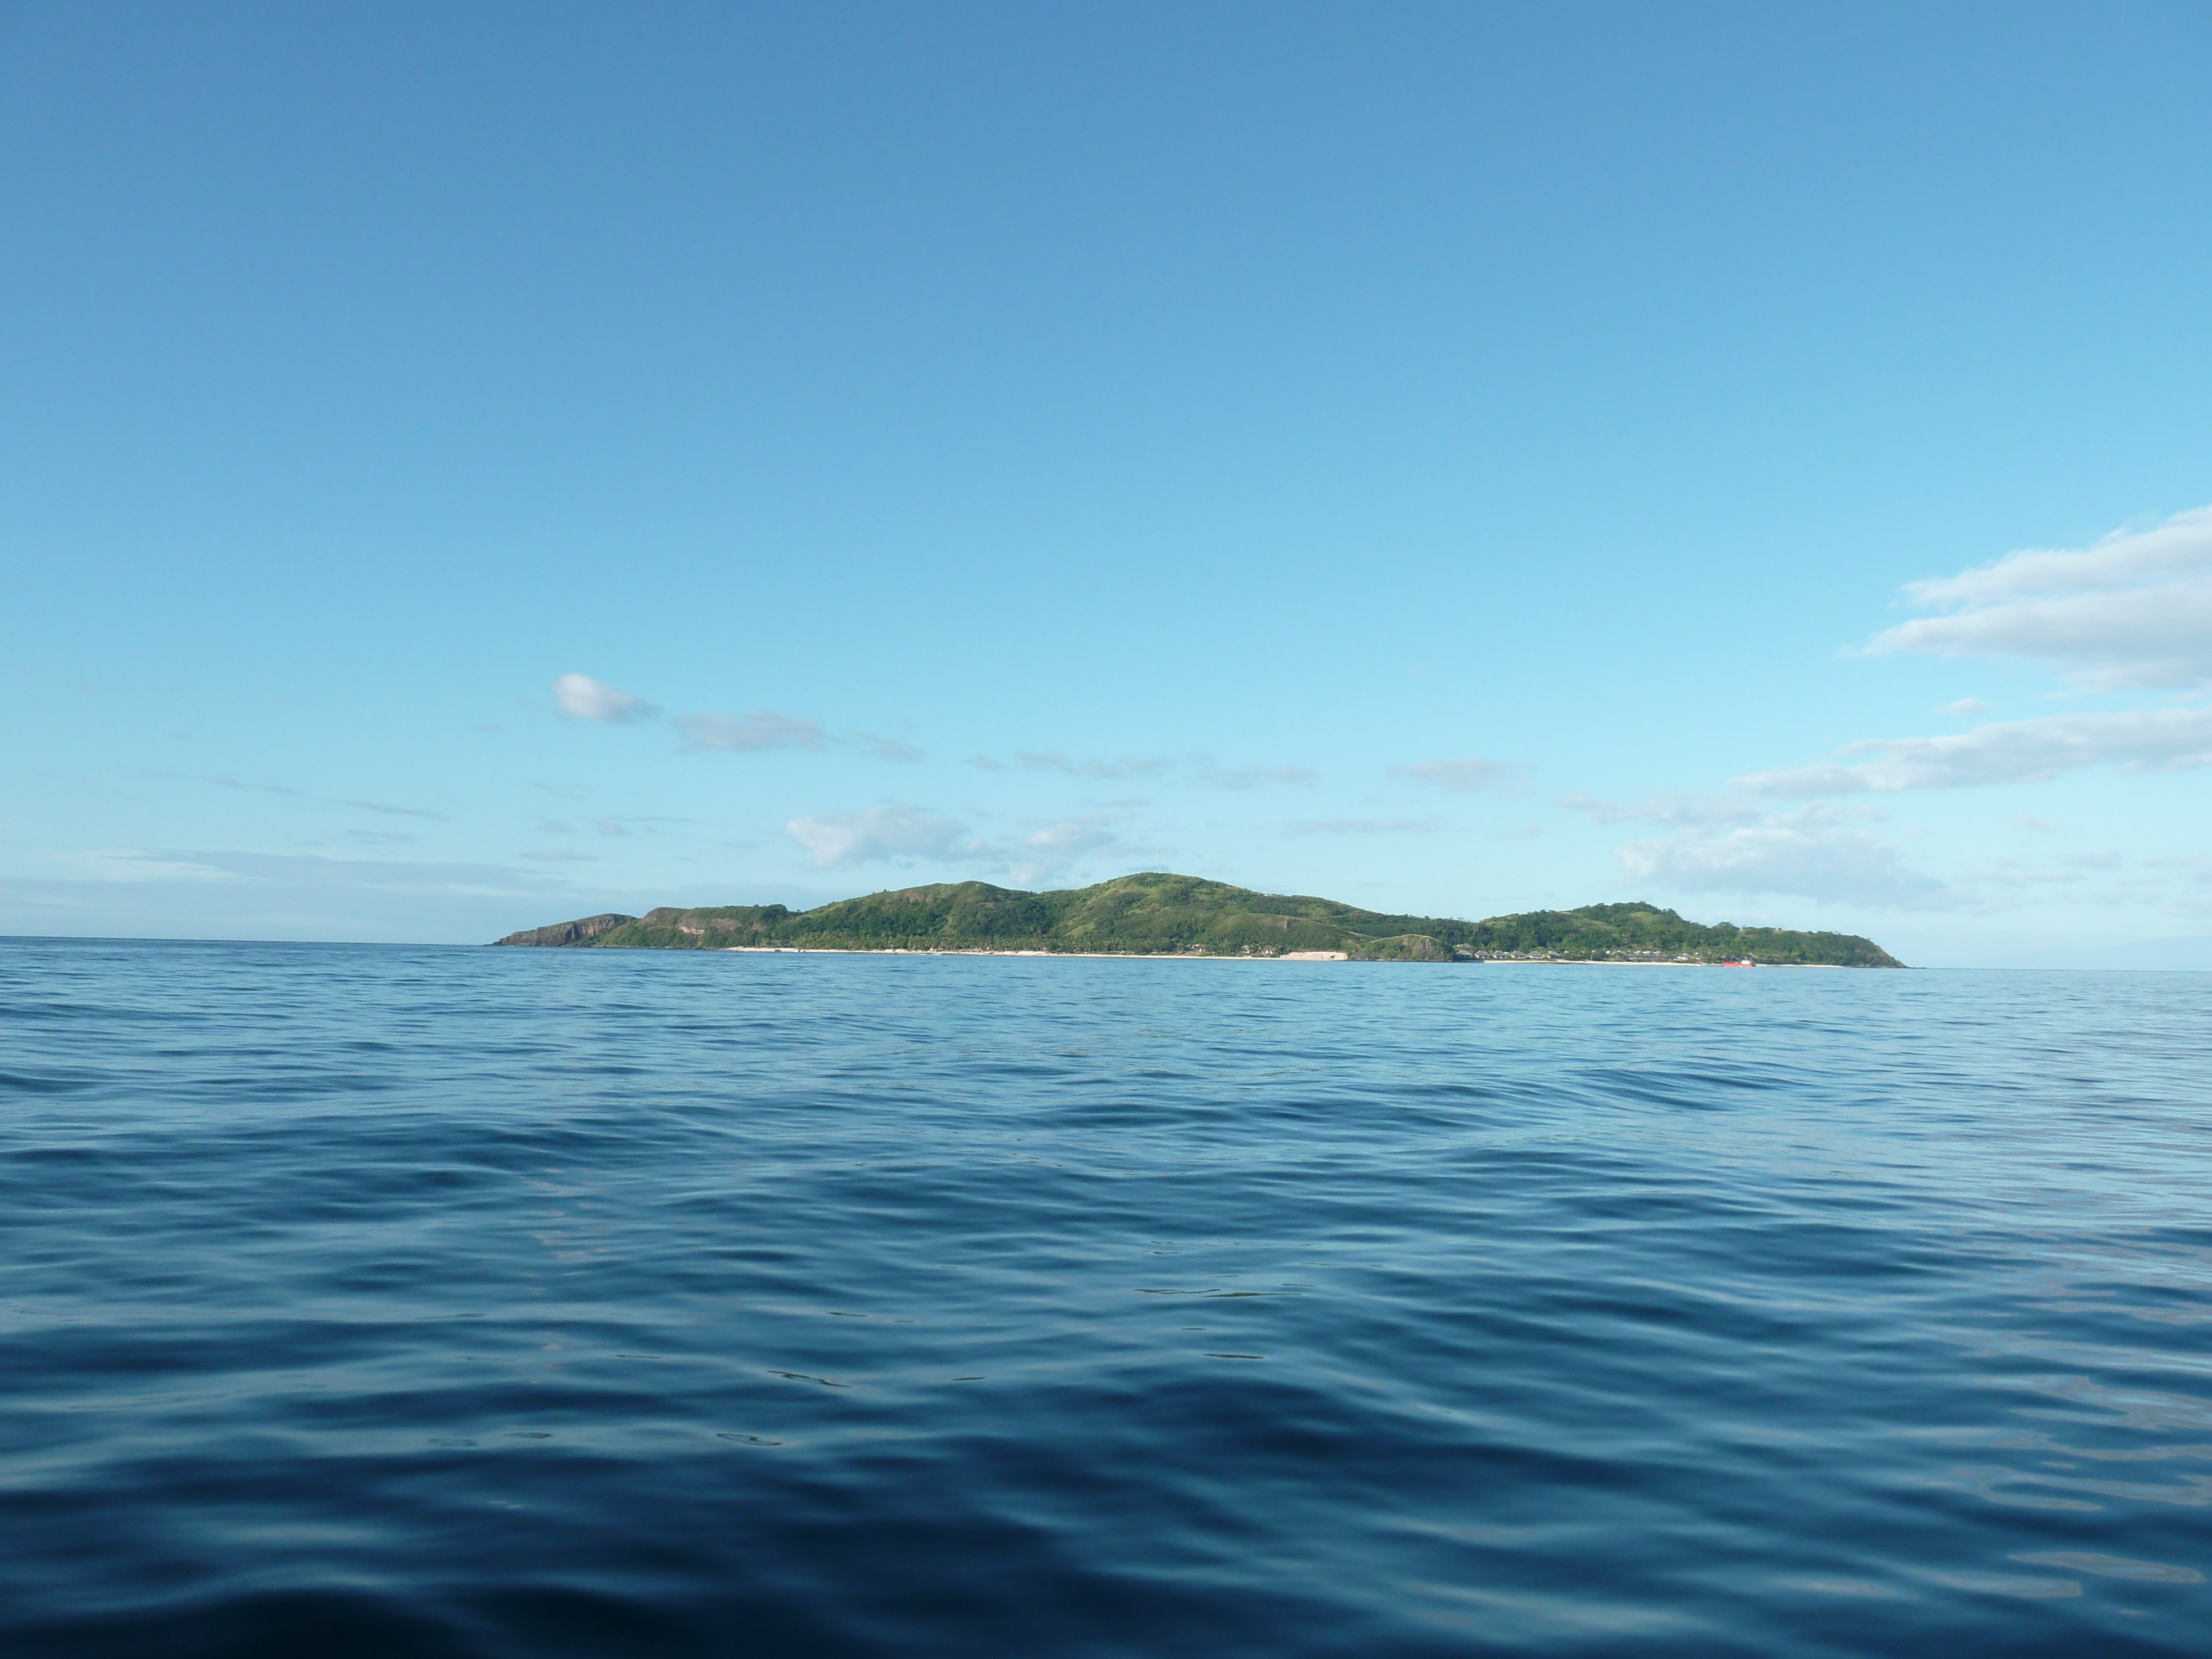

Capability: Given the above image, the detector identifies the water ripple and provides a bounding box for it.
[0,942,2207,1656]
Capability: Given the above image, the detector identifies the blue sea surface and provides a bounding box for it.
[1,940,2208,1656]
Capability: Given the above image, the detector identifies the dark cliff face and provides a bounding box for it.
[490,913,637,947]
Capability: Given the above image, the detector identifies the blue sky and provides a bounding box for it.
[4,1,2209,965]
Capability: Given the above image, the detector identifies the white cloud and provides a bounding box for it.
[1616,804,1950,909]
[1867,505,2212,690]
[1282,817,1438,836]
[555,672,658,723]
[1573,510,2212,920]
[1737,706,2212,796]
[1392,757,1521,792]
[677,711,829,753]
[785,804,983,869]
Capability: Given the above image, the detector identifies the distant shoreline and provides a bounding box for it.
[716,946,1335,959]
[708,946,1842,966]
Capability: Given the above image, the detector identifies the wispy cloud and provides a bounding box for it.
[1867,505,2212,691]
[144,771,447,821]
[1282,817,1437,836]
[1616,804,1951,909]
[1014,751,1173,779]
[854,734,922,763]
[552,671,909,761]
[14,849,650,944]
[1736,707,2212,797]
[677,712,830,753]
[969,750,1312,789]
[1392,757,1522,793]
[1196,763,1317,789]
[781,802,1131,885]
[199,773,257,791]
[1558,791,1760,828]
[106,849,575,894]
[1005,813,1129,886]
[555,672,659,723]
[342,799,449,820]
[1939,697,1997,716]
[785,804,984,869]
[672,711,916,760]
[524,849,599,862]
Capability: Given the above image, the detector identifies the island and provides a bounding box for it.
[492,873,1902,966]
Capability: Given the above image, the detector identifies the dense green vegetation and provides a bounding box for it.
[493,873,1902,966]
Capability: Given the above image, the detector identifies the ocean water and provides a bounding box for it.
[1,941,2208,1657]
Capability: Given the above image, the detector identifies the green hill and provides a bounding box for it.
[492,872,1902,966]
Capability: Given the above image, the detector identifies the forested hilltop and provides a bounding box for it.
[493,873,1902,966]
